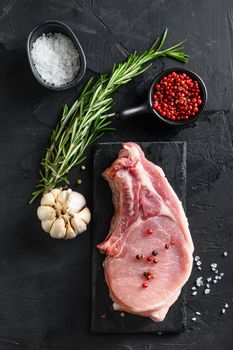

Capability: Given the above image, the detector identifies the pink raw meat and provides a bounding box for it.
[97,142,193,322]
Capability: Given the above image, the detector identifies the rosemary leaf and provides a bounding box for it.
[29,29,189,203]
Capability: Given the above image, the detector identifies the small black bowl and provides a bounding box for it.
[117,67,207,126]
[27,20,86,91]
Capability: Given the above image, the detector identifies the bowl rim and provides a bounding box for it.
[148,67,208,126]
[27,20,87,91]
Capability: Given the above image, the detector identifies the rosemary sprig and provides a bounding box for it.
[30,29,189,203]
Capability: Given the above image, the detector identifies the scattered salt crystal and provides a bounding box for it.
[206,283,210,288]
[196,311,201,315]
[196,261,202,266]
[222,308,226,314]
[211,263,217,269]
[194,256,200,261]
[192,291,197,296]
[31,32,80,86]
[220,273,224,277]
[213,280,217,284]
[215,270,219,274]
[223,252,228,257]
[120,312,125,317]
[204,288,210,295]
[192,286,197,290]
[198,267,202,270]
[192,317,197,321]
[196,277,203,287]
[225,303,229,308]
[207,277,212,282]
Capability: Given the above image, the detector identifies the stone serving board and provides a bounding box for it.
[92,142,187,333]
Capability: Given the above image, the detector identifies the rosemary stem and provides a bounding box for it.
[30,29,189,203]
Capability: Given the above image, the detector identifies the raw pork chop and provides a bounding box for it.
[97,142,193,322]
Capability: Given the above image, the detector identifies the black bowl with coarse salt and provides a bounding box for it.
[27,20,86,91]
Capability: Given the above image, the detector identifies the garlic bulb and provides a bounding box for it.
[37,188,91,239]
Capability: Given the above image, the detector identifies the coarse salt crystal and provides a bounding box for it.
[206,283,210,288]
[220,273,224,277]
[222,308,226,314]
[192,291,197,296]
[223,252,228,257]
[196,311,201,315]
[207,277,212,282]
[196,261,202,266]
[194,256,200,261]
[213,280,217,284]
[225,303,229,308]
[192,317,197,321]
[204,288,210,294]
[192,286,197,290]
[198,267,202,270]
[196,277,203,287]
[31,32,80,86]
[211,263,217,268]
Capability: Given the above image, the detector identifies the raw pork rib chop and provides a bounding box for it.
[97,142,193,322]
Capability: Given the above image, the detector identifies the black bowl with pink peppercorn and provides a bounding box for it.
[117,68,207,126]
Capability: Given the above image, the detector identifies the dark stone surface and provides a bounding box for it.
[0,0,233,349]
[92,142,187,334]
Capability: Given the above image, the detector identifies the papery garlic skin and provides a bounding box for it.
[40,192,56,206]
[41,219,55,233]
[37,206,56,221]
[71,214,87,235]
[37,188,91,239]
[50,217,66,239]
[66,192,86,214]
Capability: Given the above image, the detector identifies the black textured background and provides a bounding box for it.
[0,0,233,349]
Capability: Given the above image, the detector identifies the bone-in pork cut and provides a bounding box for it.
[97,142,193,322]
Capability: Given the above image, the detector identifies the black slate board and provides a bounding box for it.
[92,142,187,334]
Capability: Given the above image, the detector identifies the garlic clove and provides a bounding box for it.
[71,214,87,235]
[76,207,91,224]
[57,190,69,206]
[50,188,62,200]
[65,220,76,240]
[66,191,86,214]
[41,219,56,233]
[50,217,66,239]
[41,192,56,206]
[37,206,56,221]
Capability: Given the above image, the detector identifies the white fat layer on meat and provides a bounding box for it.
[124,143,140,159]
[136,162,176,222]
[125,171,135,216]
[112,287,181,322]
[98,171,134,251]
[111,270,182,312]
[125,143,193,253]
